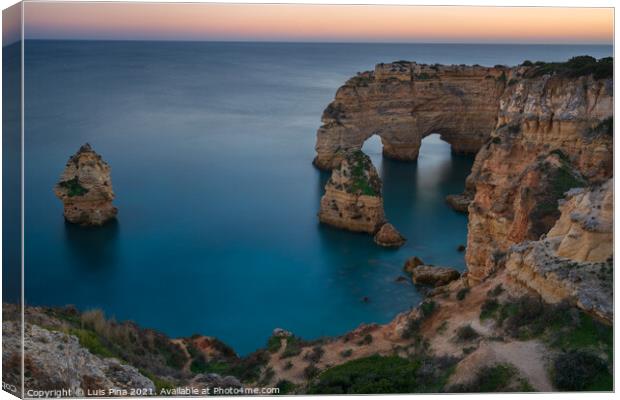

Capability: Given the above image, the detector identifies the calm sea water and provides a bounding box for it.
[21,41,611,354]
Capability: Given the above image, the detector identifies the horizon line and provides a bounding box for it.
[10,38,615,46]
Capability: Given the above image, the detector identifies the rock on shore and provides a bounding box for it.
[54,143,118,226]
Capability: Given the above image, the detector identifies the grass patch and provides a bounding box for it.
[58,177,88,197]
[345,150,381,196]
[69,328,115,358]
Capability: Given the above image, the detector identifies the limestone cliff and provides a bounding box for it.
[465,74,612,282]
[314,58,613,283]
[54,144,118,226]
[505,179,613,322]
[318,150,385,233]
[314,62,508,169]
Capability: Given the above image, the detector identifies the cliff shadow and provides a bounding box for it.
[63,219,120,270]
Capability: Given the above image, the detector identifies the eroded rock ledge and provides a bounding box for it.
[505,179,613,323]
[54,144,118,226]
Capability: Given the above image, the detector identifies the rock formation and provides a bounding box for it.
[373,223,406,247]
[318,150,386,233]
[505,179,613,322]
[314,58,613,285]
[54,143,118,226]
[410,265,461,287]
[313,62,508,170]
[2,321,154,394]
[465,73,612,282]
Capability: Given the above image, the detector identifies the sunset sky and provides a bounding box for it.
[15,3,615,44]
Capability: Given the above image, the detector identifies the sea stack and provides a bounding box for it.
[318,150,405,246]
[54,143,118,226]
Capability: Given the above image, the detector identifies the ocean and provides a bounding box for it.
[18,41,612,354]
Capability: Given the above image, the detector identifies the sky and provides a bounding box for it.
[14,3,615,44]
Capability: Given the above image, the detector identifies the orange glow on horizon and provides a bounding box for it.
[24,3,613,44]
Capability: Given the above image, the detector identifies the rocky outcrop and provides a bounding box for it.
[403,256,425,273]
[505,179,613,322]
[314,59,612,284]
[410,265,461,287]
[314,62,507,170]
[54,144,117,226]
[465,74,612,282]
[2,321,154,395]
[445,193,472,213]
[373,223,406,247]
[318,150,385,233]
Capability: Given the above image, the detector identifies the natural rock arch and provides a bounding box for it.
[313,62,508,170]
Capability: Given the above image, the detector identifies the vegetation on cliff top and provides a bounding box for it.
[478,295,612,391]
[526,56,613,80]
[307,354,454,394]
[343,150,381,196]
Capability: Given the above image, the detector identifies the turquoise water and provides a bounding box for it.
[21,41,611,354]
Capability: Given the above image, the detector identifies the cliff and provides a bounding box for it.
[314,62,507,170]
[465,72,612,282]
[505,179,613,323]
[314,57,613,284]
[54,144,118,226]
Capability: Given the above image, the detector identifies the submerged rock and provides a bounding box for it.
[54,143,117,226]
[411,265,461,287]
[373,223,406,247]
[403,256,425,274]
[446,193,472,213]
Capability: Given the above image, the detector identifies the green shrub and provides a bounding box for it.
[280,336,303,358]
[451,364,528,392]
[59,177,89,197]
[304,364,320,379]
[276,380,296,395]
[528,56,612,79]
[455,325,479,342]
[267,336,282,353]
[456,288,470,301]
[304,346,325,363]
[553,350,611,391]
[420,300,437,318]
[480,298,499,320]
[357,334,373,346]
[340,349,353,358]
[307,355,420,394]
[488,284,504,297]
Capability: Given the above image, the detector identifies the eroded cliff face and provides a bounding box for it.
[54,144,118,226]
[505,179,613,323]
[315,61,612,285]
[466,75,613,282]
[313,62,508,170]
[318,150,385,233]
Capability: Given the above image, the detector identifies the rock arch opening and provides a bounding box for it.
[313,61,506,170]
